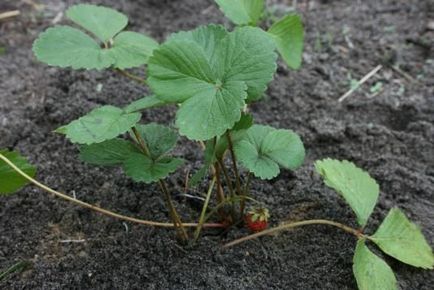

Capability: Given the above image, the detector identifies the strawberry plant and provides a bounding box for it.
[27,2,306,241]
[1,2,431,289]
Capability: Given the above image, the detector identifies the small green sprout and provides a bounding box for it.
[370,81,383,94]
[348,73,361,90]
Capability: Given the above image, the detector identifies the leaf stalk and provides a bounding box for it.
[240,172,252,214]
[131,126,189,240]
[193,177,216,242]
[226,131,242,195]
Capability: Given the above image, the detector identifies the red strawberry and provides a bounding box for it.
[245,207,270,232]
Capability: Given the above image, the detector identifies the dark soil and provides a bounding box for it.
[1,0,433,289]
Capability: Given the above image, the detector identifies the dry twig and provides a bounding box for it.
[338,65,383,102]
[0,10,20,21]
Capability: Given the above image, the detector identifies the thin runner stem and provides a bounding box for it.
[0,153,224,228]
[223,219,366,248]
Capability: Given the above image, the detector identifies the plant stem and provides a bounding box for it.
[203,198,230,223]
[200,139,226,203]
[226,131,242,195]
[131,127,151,156]
[0,153,224,228]
[200,195,262,228]
[216,159,237,221]
[240,172,252,215]
[158,180,189,241]
[223,219,366,248]
[131,126,189,240]
[213,162,229,221]
[217,158,235,197]
[214,162,228,203]
[115,68,146,84]
[193,177,216,242]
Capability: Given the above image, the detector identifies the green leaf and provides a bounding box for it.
[123,95,167,113]
[371,208,434,269]
[123,154,184,183]
[234,125,305,179]
[233,113,253,131]
[220,27,277,102]
[109,31,159,69]
[33,26,157,70]
[176,80,247,140]
[168,24,227,65]
[314,159,379,226]
[32,26,114,70]
[268,14,304,69]
[148,40,246,140]
[148,25,276,140]
[132,123,178,160]
[148,40,217,103]
[0,150,36,194]
[58,106,141,145]
[170,26,277,102]
[215,0,264,26]
[353,240,397,290]
[189,167,209,187]
[33,5,158,70]
[79,124,181,183]
[213,114,253,160]
[79,139,140,166]
[66,4,128,43]
[215,128,248,160]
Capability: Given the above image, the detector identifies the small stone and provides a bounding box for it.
[96,83,103,92]
[78,251,88,258]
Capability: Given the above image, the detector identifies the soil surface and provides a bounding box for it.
[1,0,433,289]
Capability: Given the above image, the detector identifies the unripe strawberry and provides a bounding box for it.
[245,207,270,232]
